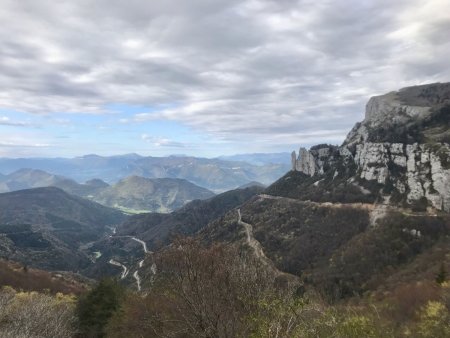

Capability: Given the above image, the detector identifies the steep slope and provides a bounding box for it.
[93,176,215,213]
[201,195,371,274]
[344,82,450,146]
[198,83,450,301]
[0,187,125,271]
[201,194,449,299]
[272,82,450,212]
[0,258,89,294]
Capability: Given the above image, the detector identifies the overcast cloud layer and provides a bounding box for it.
[0,0,449,157]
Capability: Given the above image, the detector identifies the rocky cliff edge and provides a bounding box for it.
[291,83,450,212]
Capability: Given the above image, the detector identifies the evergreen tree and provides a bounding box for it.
[76,278,125,338]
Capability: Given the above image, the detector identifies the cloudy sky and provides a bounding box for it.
[0,0,449,157]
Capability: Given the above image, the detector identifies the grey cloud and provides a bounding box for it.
[0,0,449,149]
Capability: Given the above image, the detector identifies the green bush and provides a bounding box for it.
[76,278,125,338]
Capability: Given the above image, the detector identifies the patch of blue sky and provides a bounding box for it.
[47,113,204,156]
[102,103,203,142]
[0,105,234,157]
[128,120,199,140]
[105,102,178,116]
[0,108,38,121]
[0,108,28,116]
[0,109,42,133]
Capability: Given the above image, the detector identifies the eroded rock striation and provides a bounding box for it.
[291,82,450,211]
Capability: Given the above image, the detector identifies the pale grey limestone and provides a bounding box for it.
[292,83,450,211]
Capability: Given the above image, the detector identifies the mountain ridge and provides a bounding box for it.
[0,169,216,213]
[0,154,289,191]
[94,175,215,213]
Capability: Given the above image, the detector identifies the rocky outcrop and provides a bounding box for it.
[292,82,450,212]
[405,144,450,210]
[353,142,450,211]
[292,148,316,175]
[345,82,450,146]
[365,92,430,123]
[292,145,339,176]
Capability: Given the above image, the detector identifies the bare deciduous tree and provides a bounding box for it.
[0,287,76,338]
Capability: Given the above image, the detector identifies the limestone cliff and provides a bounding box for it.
[291,82,450,212]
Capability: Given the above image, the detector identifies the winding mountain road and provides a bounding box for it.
[236,209,293,278]
[237,209,267,259]
[108,234,151,291]
[131,237,149,253]
[108,259,129,279]
[130,236,154,291]
[258,194,389,226]
[133,270,141,291]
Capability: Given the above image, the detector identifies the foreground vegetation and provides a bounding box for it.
[88,239,449,338]
[0,287,76,338]
[0,238,449,337]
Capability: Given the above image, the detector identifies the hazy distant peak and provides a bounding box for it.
[10,168,50,176]
[238,181,266,189]
[95,175,215,213]
[77,154,102,159]
[84,178,109,188]
[110,153,143,159]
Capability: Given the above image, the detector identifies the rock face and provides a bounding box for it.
[344,82,450,146]
[292,148,317,175]
[353,142,450,210]
[292,145,340,177]
[292,82,450,212]
[344,92,430,147]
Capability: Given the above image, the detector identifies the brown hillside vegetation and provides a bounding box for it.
[0,259,88,295]
[0,287,76,338]
[0,259,83,337]
[201,195,450,303]
[102,238,450,338]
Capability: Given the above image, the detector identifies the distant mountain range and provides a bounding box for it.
[0,154,290,192]
[0,169,215,213]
